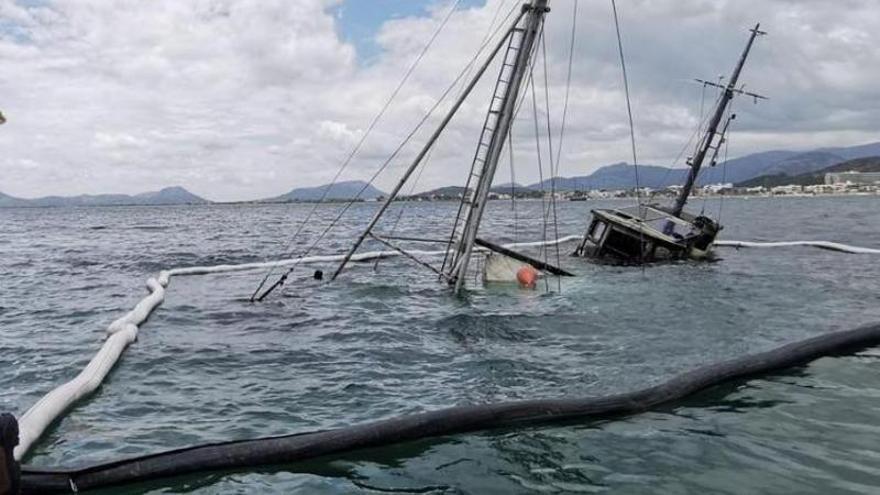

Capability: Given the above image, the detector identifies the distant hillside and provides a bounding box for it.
[0,192,27,208]
[401,141,880,196]
[522,141,879,191]
[736,156,880,188]
[491,182,527,192]
[0,186,209,208]
[527,163,685,191]
[823,156,880,173]
[758,151,845,176]
[410,186,466,199]
[263,180,386,202]
[408,183,538,199]
[132,186,208,205]
[695,149,800,184]
[820,142,880,160]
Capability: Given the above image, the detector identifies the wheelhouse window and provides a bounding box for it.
[589,220,607,242]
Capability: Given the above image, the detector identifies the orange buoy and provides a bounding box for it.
[516,265,539,288]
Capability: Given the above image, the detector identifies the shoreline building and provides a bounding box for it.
[825,171,880,185]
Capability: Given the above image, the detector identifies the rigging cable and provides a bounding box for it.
[540,29,562,291]
[654,84,719,190]
[555,0,579,254]
[611,0,640,206]
[696,97,735,222]
[249,0,463,301]
[695,85,729,214]
[504,37,545,245]
[438,2,538,278]
[499,28,547,248]
[255,1,524,300]
[528,49,551,292]
[610,0,645,266]
[374,0,517,273]
[693,94,735,213]
[655,78,711,188]
[719,110,731,223]
[507,122,519,243]
[553,0,577,181]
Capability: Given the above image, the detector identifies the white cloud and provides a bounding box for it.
[0,0,877,200]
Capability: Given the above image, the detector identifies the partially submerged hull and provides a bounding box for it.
[573,204,720,263]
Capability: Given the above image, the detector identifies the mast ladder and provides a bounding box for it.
[441,27,526,277]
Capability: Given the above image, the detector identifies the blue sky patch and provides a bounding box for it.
[332,0,485,63]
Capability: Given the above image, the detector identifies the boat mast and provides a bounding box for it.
[327,10,528,282]
[671,23,765,217]
[444,0,550,293]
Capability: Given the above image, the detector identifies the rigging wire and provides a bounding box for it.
[255,1,524,299]
[610,0,640,207]
[504,35,545,245]
[439,3,536,278]
[502,31,547,248]
[507,122,519,243]
[610,0,645,267]
[654,86,719,190]
[250,0,463,301]
[374,0,516,273]
[528,60,551,292]
[693,97,735,219]
[553,0,577,174]
[540,29,562,292]
[656,79,710,188]
[718,111,732,223]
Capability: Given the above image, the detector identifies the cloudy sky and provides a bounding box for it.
[0,0,877,201]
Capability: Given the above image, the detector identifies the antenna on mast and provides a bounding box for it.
[671,22,766,217]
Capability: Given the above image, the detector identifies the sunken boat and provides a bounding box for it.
[574,24,767,264]
[252,0,573,301]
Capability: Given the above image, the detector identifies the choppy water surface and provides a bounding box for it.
[1,196,879,494]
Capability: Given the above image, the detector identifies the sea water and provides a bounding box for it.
[1,196,879,494]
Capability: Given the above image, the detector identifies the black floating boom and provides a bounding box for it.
[13,323,880,494]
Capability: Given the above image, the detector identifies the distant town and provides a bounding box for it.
[2,146,878,208]
[402,170,880,202]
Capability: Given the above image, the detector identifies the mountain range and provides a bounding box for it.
[735,156,880,188]
[261,180,385,202]
[518,141,880,192]
[2,141,878,206]
[0,186,209,208]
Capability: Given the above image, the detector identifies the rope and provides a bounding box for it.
[250,0,463,300]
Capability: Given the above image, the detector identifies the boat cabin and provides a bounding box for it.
[573,204,720,263]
